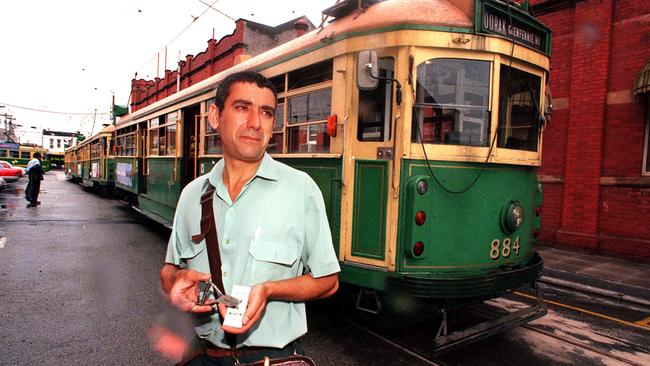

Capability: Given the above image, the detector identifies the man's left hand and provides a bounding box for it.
[218,283,268,334]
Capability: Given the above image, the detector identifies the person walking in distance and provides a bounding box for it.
[25,152,44,207]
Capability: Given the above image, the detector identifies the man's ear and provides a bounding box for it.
[208,104,220,130]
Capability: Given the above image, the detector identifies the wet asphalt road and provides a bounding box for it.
[2,172,649,365]
[0,172,431,366]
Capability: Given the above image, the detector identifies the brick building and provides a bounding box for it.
[130,17,314,112]
[530,0,650,260]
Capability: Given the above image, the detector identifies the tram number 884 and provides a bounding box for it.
[489,236,520,260]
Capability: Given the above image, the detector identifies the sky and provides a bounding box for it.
[0,0,335,144]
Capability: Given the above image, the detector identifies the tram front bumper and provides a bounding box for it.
[387,252,544,299]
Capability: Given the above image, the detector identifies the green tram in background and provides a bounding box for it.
[0,142,51,172]
[72,125,116,194]
[67,0,552,353]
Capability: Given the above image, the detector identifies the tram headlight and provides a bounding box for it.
[416,179,428,195]
[501,200,524,234]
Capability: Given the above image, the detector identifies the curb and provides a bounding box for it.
[540,268,650,308]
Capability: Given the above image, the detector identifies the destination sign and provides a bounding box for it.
[0,142,20,149]
[478,1,549,54]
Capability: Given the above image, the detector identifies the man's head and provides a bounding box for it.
[34,152,42,160]
[214,71,277,113]
[208,71,278,164]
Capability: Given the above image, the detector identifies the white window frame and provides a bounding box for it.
[641,95,650,176]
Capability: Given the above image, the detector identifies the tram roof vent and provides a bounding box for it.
[321,0,383,21]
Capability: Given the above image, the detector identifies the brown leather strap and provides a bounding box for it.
[190,183,225,295]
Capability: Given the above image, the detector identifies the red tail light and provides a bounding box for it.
[415,211,426,226]
[413,241,425,256]
[535,206,542,217]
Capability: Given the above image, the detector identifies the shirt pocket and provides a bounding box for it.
[248,240,299,281]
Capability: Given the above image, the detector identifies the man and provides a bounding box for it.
[25,152,44,207]
[160,71,340,365]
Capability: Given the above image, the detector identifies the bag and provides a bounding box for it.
[239,355,316,366]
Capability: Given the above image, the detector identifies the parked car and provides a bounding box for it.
[0,165,22,183]
[0,177,6,191]
[0,161,25,176]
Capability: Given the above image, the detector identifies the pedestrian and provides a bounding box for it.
[25,152,44,207]
[159,71,340,365]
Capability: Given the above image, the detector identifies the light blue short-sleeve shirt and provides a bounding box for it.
[165,153,340,348]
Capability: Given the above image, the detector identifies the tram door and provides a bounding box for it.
[181,104,201,187]
[139,122,148,194]
[344,54,396,269]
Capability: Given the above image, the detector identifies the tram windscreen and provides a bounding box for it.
[412,59,490,147]
[497,65,542,152]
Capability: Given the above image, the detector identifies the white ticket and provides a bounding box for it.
[223,285,251,328]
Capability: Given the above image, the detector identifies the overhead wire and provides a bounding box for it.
[0,102,110,116]
[133,0,235,78]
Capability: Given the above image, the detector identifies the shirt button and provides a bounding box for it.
[228,208,233,212]
[223,271,228,277]
[225,239,230,244]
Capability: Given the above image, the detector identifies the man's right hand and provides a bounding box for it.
[167,268,214,313]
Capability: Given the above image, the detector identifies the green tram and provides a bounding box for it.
[87,0,551,351]
[64,144,81,182]
[75,125,116,193]
[0,143,51,172]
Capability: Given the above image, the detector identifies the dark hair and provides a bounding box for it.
[214,71,277,111]
[34,152,42,159]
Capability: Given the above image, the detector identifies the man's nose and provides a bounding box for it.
[246,108,262,129]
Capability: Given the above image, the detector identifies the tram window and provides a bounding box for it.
[288,89,331,124]
[150,128,159,155]
[267,98,285,154]
[288,60,333,90]
[270,75,285,94]
[166,124,177,156]
[412,59,490,147]
[358,58,394,142]
[21,152,30,159]
[289,124,330,153]
[0,150,6,157]
[497,65,542,152]
[286,88,331,153]
[9,150,19,158]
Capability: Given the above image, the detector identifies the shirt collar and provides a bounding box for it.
[206,153,278,192]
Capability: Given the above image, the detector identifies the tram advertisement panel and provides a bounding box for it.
[116,162,133,187]
[91,162,99,178]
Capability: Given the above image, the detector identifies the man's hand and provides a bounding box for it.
[218,283,268,334]
[167,268,214,313]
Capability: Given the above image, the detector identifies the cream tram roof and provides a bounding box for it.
[115,0,479,128]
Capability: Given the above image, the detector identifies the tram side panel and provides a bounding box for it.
[137,157,182,223]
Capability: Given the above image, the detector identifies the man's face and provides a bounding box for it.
[208,82,276,164]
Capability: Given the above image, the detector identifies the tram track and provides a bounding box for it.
[338,294,650,366]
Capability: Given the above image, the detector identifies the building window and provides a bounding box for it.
[50,139,54,149]
[642,95,650,175]
[413,58,491,147]
[57,139,61,148]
